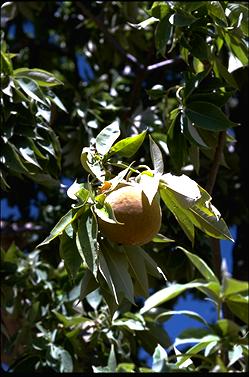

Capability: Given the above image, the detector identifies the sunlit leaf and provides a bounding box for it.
[96,120,120,156]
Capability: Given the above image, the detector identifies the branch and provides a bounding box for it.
[205,130,227,284]
[76,2,144,71]
[206,131,226,194]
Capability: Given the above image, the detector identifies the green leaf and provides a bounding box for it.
[37,208,82,247]
[149,135,164,174]
[122,245,149,297]
[108,130,147,158]
[116,363,135,373]
[152,344,168,373]
[214,319,240,338]
[139,172,160,205]
[213,58,239,89]
[177,247,220,284]
[76,210,98,278]
[1,141,29,174]
[98,251,119,304]
[149,2,170,19]
[189,202,234,241]
[1,51,13,75]
[100,242,135,304]
[112,318,145,331]
[208,1,227,25]
[80,147,105,182]
[184,70,210,100]
[182,114,209,149]
[86,288,102,310]
[152,234,175,243]
[13,68,63,87]
[156,310,209,326]
[167,112,188,171]
[14,77,47,105]
[223,277,249,297]
[140,280,213,314]
[169,11,197,26]
[185,101,239,131]
[160,187,195,244]
[48,91,67,112]
[226,294,249,324]
[95,120,121,156]
[107,344,117,372]
[59,231,82,279]
[129,246,162,279]
[223,31,248,66]
[94,202,122,224]
[79,269,99,301]
[129,17,159,30]
[52,310,88,327]
[175,335,220,367]
[155,16,172,56]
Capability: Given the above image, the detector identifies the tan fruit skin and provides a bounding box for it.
[98,185,162,246]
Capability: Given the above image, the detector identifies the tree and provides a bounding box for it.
[1,1,248,373]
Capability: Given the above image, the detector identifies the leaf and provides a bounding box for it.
[76,210,98,278]
[160,173,201,205]
[108,130,147,158]
[185,101,239,131]
[208,1,227,25]
[213,58,239,89]
[14,77,47,105]
[37,208,80,247]
[95,120,120,156]
[156,310,209,326]
[189,203,234,241]
[107,344,117,372]
[160,187,195,244]
[155,16,172,56]
[59,231,82,279]
[52,310,88,327]
[140,280,212,314]
[228,345,243,367]
[169,11,197,26]
[139,172,160,205]
[112,318,145,331]
[122,245,149,297]
[149,2,170,19]
[100,242,135,304]
[79,269,99,301]
[177,246,220,284]
[182,114,209,149]
[80,147,105,182]
[13,68,63,87]
[1,141,29,174]
[86,288,102,310]
[166,112,188,171]
[152,344,168,373]
[175,335,220,367]
[128,246,162,279]
[129,17,159,30]
[94,202,123,224]
[223,277,249,297]
[17,144,42,169]
[152,234,175,243]
[214,319,240,338]
[98,251,119,304]
[184,70,210,100]
[226,294,249,324]
[149,135,164,174]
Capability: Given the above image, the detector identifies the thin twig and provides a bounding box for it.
[76,2,144,71]
[205,130,227,283]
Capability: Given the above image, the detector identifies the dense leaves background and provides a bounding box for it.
[1,1,248,373]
